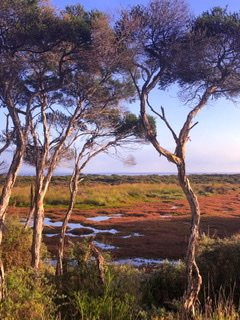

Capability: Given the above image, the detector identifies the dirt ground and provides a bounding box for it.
[9,191,240,260]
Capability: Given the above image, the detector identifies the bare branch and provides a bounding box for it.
[146,98,179,144]
[189,121,199,131]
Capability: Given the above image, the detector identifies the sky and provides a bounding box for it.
[51,0,240,14]
[3,0,240,175]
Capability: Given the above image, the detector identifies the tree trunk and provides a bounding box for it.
[31,193,45,270]
[24,206,35,229]
[56,174,78,276]
[24,184,35,229]
[177,164,202,319]
[0,147,25,235]
[0,145,25,300]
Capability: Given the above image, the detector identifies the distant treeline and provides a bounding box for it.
[1,174,240,186]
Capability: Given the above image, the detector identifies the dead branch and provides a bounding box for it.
[90,242,105,284]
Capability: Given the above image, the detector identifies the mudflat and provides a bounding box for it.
[9,190,240,261]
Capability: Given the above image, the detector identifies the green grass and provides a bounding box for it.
[2,174,240,209]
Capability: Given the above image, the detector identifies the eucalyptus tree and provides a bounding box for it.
[176,8,240,315]
[0,0,49,297]
[116,1,240,318]
[0,0,74,223]
[24,7,138,270]
[0,0,79,298]
[55,111,149,276]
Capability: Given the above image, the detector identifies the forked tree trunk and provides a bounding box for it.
[0,145,25,300]
[56,171,78,276]
[31,104,81,270]
[177,163,202,319]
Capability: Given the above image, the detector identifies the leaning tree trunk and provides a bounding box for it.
[177,163,202,319]
[0,146,25,238]
[24,206,35,229]
[56,173,78,276]
[0,145,25,300]
[24,184,35,229]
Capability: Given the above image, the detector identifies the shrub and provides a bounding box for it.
[2,217,32,270]
[0,268,57,320]
[58,242,141,320]
[197,234,240,304]
[2,217,48,270]
[142,262,186,311]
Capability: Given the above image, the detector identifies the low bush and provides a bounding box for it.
[0,268,57,320]
[197,234,240,304]
[2,217,48,271]
[58,242,142,320]
[1,217,32,270]
[142,262,186,311]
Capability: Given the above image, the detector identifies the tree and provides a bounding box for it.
[55,111,148,276]
[117,2,240,318]
[115,1,240,318]
[24,8,138,270]
[0,0,71,298]
[176,9,240,316]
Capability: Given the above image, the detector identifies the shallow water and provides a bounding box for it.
[93,241,118,250]
[44,218,62,227]
[159,215,173,218]
[46,257,180,267]
[114,258,180,266]
[121,232,143,239]
[86,214,123,222]
[44,217,118,238]
[68,225,118,235]
[87,215,111,222]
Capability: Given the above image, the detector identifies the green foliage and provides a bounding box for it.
[194,7,240,36]
[142,262,185,311]
[178,6,240,98]
[114,113,156,140]
[73,290,136,320]
[2,218,32,270]
[1,217,48,271]
[0,268,57,320]
[2,225,240,319]
[4,174,240,189]
[0,0,61,51]
[58,242,141,320]
[197,234,240,304]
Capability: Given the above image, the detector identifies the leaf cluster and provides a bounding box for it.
[177,7,240,99]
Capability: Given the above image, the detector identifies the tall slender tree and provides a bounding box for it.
[0,0,73,298]
[116,1,240,318]
[55,111,149,276]
[26,8,137,270]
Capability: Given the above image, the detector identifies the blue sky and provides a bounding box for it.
[51,0,240,14]
[6,0,240,174]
